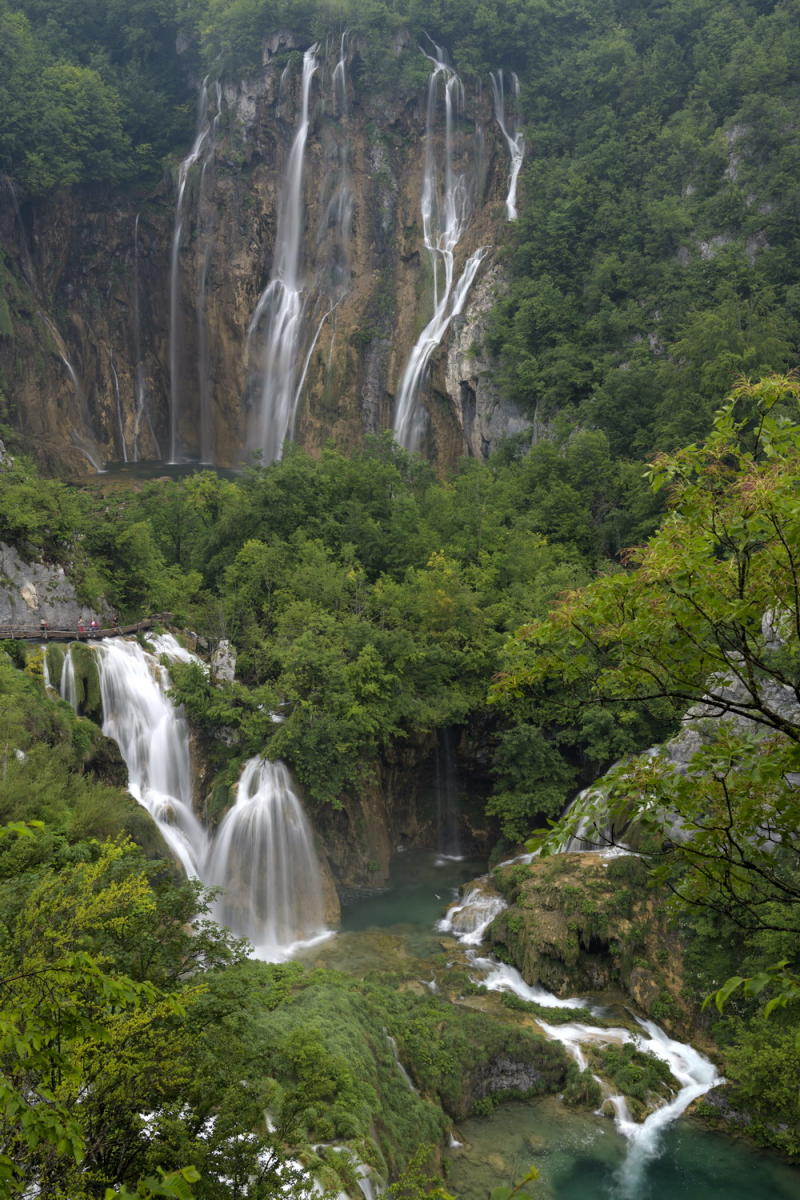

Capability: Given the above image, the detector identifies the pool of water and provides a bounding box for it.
[339,850,487,933]
[308,852,800,1199]
[446,1098,800,1199]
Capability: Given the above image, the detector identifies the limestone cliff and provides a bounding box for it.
[0,34,529,477]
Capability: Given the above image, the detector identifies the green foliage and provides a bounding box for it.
[591,1043,677,1108]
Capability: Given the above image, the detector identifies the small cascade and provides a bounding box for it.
[58,637,208,876]
[393,43,487,452]
[490,71,525,220]
[441,881,720,1192]
[386,1033,418,1092]
[205,756,330,961]
[434,727,463,860]
[436,883,506,944]
[246,46,319,465]
[169,79,216,464]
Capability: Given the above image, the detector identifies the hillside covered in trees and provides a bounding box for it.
[1,0,800,1196]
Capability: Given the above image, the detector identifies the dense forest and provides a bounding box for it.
[1,0,800,1196]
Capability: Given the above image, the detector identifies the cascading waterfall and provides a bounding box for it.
[393,44,487,452]
[59,637,208,877]
[246,45,319,465]
[169,79,216,464]
[56,637,330,959]
[205,756,329,960]
[96,637,209,877]
[441,881,721,1194]
[490,71,524,221]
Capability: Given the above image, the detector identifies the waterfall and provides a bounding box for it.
[436,883,506,944]
[132,214,160,462]
[490,71,525,220]
[393,44,487,452]
[95,637,209,877]
[110,358,128,462]
[169,79,215,464]
[56,637,330,959]
[197,82,223,465]
[205,756,329,961]
[246,45,319,465]
[434,727,463,860]
[58,637,208,876]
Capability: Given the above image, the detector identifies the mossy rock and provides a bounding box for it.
[67,642,103,722]
[45,642,65,684]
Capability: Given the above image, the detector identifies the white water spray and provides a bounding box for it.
[490,71,524,220]
[205,756,330,960]
[394,44,486,452]
[247,46,319,465]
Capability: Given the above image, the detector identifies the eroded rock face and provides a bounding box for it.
[0,35,529,477]
[0,542,106,629]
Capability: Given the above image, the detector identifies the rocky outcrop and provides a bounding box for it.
[489,854,694,1033]
[0,36,529,477]
[0,542,106,628]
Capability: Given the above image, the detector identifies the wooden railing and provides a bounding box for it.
[0,613,174,643]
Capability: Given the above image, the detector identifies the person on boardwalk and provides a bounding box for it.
[39,617,48,640]
[77,617,86,639]
[90,618,99,638]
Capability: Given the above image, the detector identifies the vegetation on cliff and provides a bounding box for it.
[493,375,800,1152]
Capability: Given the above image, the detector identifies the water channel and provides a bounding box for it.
[304,850,800,1200]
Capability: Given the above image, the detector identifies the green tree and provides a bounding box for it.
[494,374,800,991]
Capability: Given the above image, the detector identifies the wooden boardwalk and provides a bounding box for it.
[0,614,174,644]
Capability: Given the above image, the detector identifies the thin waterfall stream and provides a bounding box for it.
[490,70,525,221]
[169,79,217,464]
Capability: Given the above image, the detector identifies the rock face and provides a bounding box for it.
[0,542,106,629]
[210,638,237,683]
[0,36,529,477]
[489,854,694,1032]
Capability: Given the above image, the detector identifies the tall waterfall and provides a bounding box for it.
[169,79,216,464]
[246,45,319,465]
[490,71,525,221]
[393,45,487,452]
[205,757,329,961]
